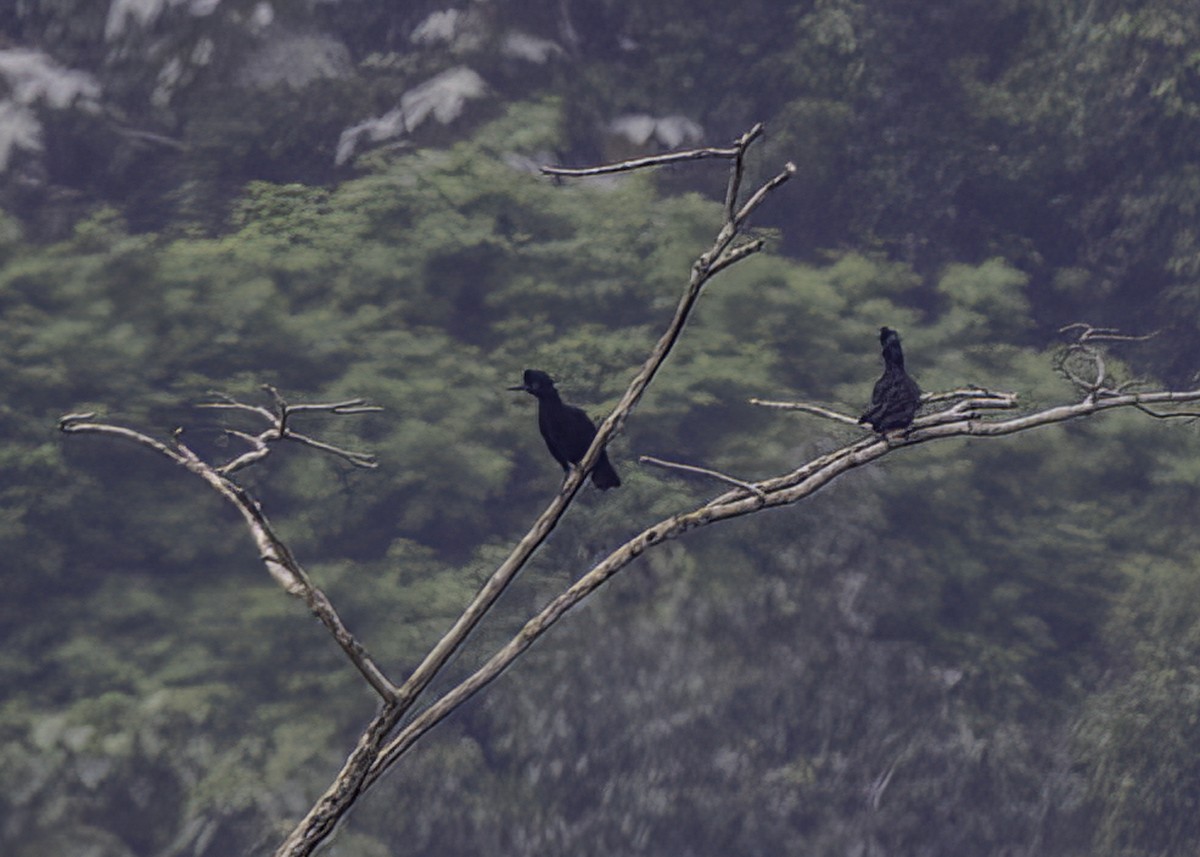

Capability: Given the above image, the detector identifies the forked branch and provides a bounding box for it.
[749,388,1019,427]
[200,385,380,473]
[273,124,794,857]
[60,124,795,857]
[360,383,1200,782]
[639,454,767,498]
[374,126,790,719]
[539,124,762,178]
[58,124,1200,857]
[58,396,396,701]
[1054,323,1159,401]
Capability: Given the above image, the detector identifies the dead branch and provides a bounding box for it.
[540,124,761,177]
[273,124,793,857]
[385,126,787,710]
[748,398,862,425]
[58,405,396,702]
[58,124,792,857]
[361,384,1200,783]
[1131,404,1200,422]
[58,117,1200,855]
[639,454,768,499]
[197,387,379,474]
[1054,323,1158,401]
[749,388,1019,430]
[920,387,1017,407]
[1058,323,1158,345]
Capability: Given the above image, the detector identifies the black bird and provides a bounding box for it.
[859,327,922,433]
[509,369,621,489]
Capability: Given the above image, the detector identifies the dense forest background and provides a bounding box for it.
[4,1,1200,854]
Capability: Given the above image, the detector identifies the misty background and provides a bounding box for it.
[4,1,1200,855]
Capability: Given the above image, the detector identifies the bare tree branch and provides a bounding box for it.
[196,388,380,474]
[280,432,379,469]
[198,392,277,422]
[383,126,789,713]
[60,413,188,463]
[749,388,1020,429]
[273,707,398,856]
[59,124,793,857]
[1131,404,1200,422]
[71,150,1196,857]
[748,398,862,425]
[639,454,767,498]
[730,162,796,230]
[707,238,766,277]
[920,387,1018,407]
[1058,322,1159,344]
[272,123,793,857]
[1054,323,1159,401]
[539,125,762,178]
[361,384,1200,784]
[288,399,384,415]
[216,428,272,473]
[58,408,397,701]
[74,125,1181,857]
[541,149,740,177]
[723,125,757,222]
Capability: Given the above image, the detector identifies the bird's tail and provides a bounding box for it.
[591,454,621,490]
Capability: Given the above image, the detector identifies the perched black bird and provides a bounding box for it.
[859,327,922,433]
[509,369,621,489]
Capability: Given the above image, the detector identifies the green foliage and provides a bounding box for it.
[1075,554,1200,855]
[3,82,1200,857]
[933,258,1032,342]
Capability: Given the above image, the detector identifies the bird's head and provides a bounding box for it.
[508,368,557,397]
[879,326,899,347]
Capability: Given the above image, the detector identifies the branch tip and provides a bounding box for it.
[639,454,766,499]
[58,412,97,430]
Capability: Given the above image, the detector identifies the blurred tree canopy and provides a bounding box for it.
[3,2,1200,855]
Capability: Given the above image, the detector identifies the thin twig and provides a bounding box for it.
[1131,404,1200,421]
[541,146,740,177]
[540,125,765,179]
[283,431,378,469]
[197,389,380,472]
[1059,323,1159,344]
[920,387,1017,407]
[1055,323,1159,400]
[707,239,766,277]
[732,162,796,229]
[639,455,766,499]
[288,399,385,415]
[749,390,1019,430]
[748,398,862,425]
[59,415,186,463]
[723,124,763,221]
[216,429,271,474]
[200,390,277,421]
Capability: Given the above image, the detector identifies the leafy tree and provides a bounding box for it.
[3,35,1200,853]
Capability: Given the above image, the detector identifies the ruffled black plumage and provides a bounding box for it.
[509,369,621,489]
[859,327,921,433]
